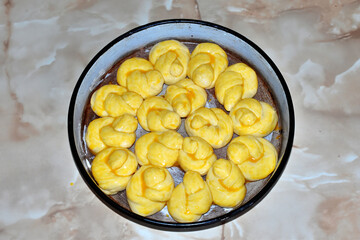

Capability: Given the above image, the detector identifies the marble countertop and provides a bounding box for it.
[1,0,359,239]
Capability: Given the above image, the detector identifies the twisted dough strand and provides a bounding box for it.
[85,114,138,154]
[229,98,278,137]
[137,96,181,132]
[187,43,228,89]
[185,107,233,148]
[117,57,164,98]
[126,165,174,216]
[227,136,277,181]
[149,40,190,85]
[135,130,183,168]
[206,159,246,208]
[165,78,207,117]
[91,148,138,195]
[90,84,143,117]
[167,171,212,222]
[215,63,258,111]
[178,136,217,175]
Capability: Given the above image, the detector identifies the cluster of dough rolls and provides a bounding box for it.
[85,39,279,223]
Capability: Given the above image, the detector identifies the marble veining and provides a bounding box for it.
[1,0,359,239]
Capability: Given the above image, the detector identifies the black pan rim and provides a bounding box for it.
[67,19,295,232]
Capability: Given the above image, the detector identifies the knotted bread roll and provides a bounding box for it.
[135,130,183,167]
[90,84,143,117]
[91,148,138,194]
[117,57,164,98]
[178,136,217,175]
[165,78,207,118]
[229,98,278,137]
[149,40,190,85]
[206,159,246,208]
[185,107,233,148]
[126,165,174,216]
[137,96,181,132]
[215,63,258,111]
[167,171,212,223]
[227,136,277,181]
[187,43,228,89]
[85,114,138,154]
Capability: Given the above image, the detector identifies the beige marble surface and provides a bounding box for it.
[1,0,360,239]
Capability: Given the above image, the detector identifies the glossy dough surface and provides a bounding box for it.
[168,171,212,223]
[91,148,138,194]
[84,39,281,222]
[227,136,277,181]
[90,84,143,117]
[117,57,164,98]
[215,63,258,111]
[187,43,228,89]
[135,130,183,167]
[149,40,190,85]
[206,159,246,208]
[178,136,217,175]
[230,98,278,137]
[85,115,138,154]
[126,165,174,216]
[165,78,207,118]
[185,107,233,148]
[137,96,181,132]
